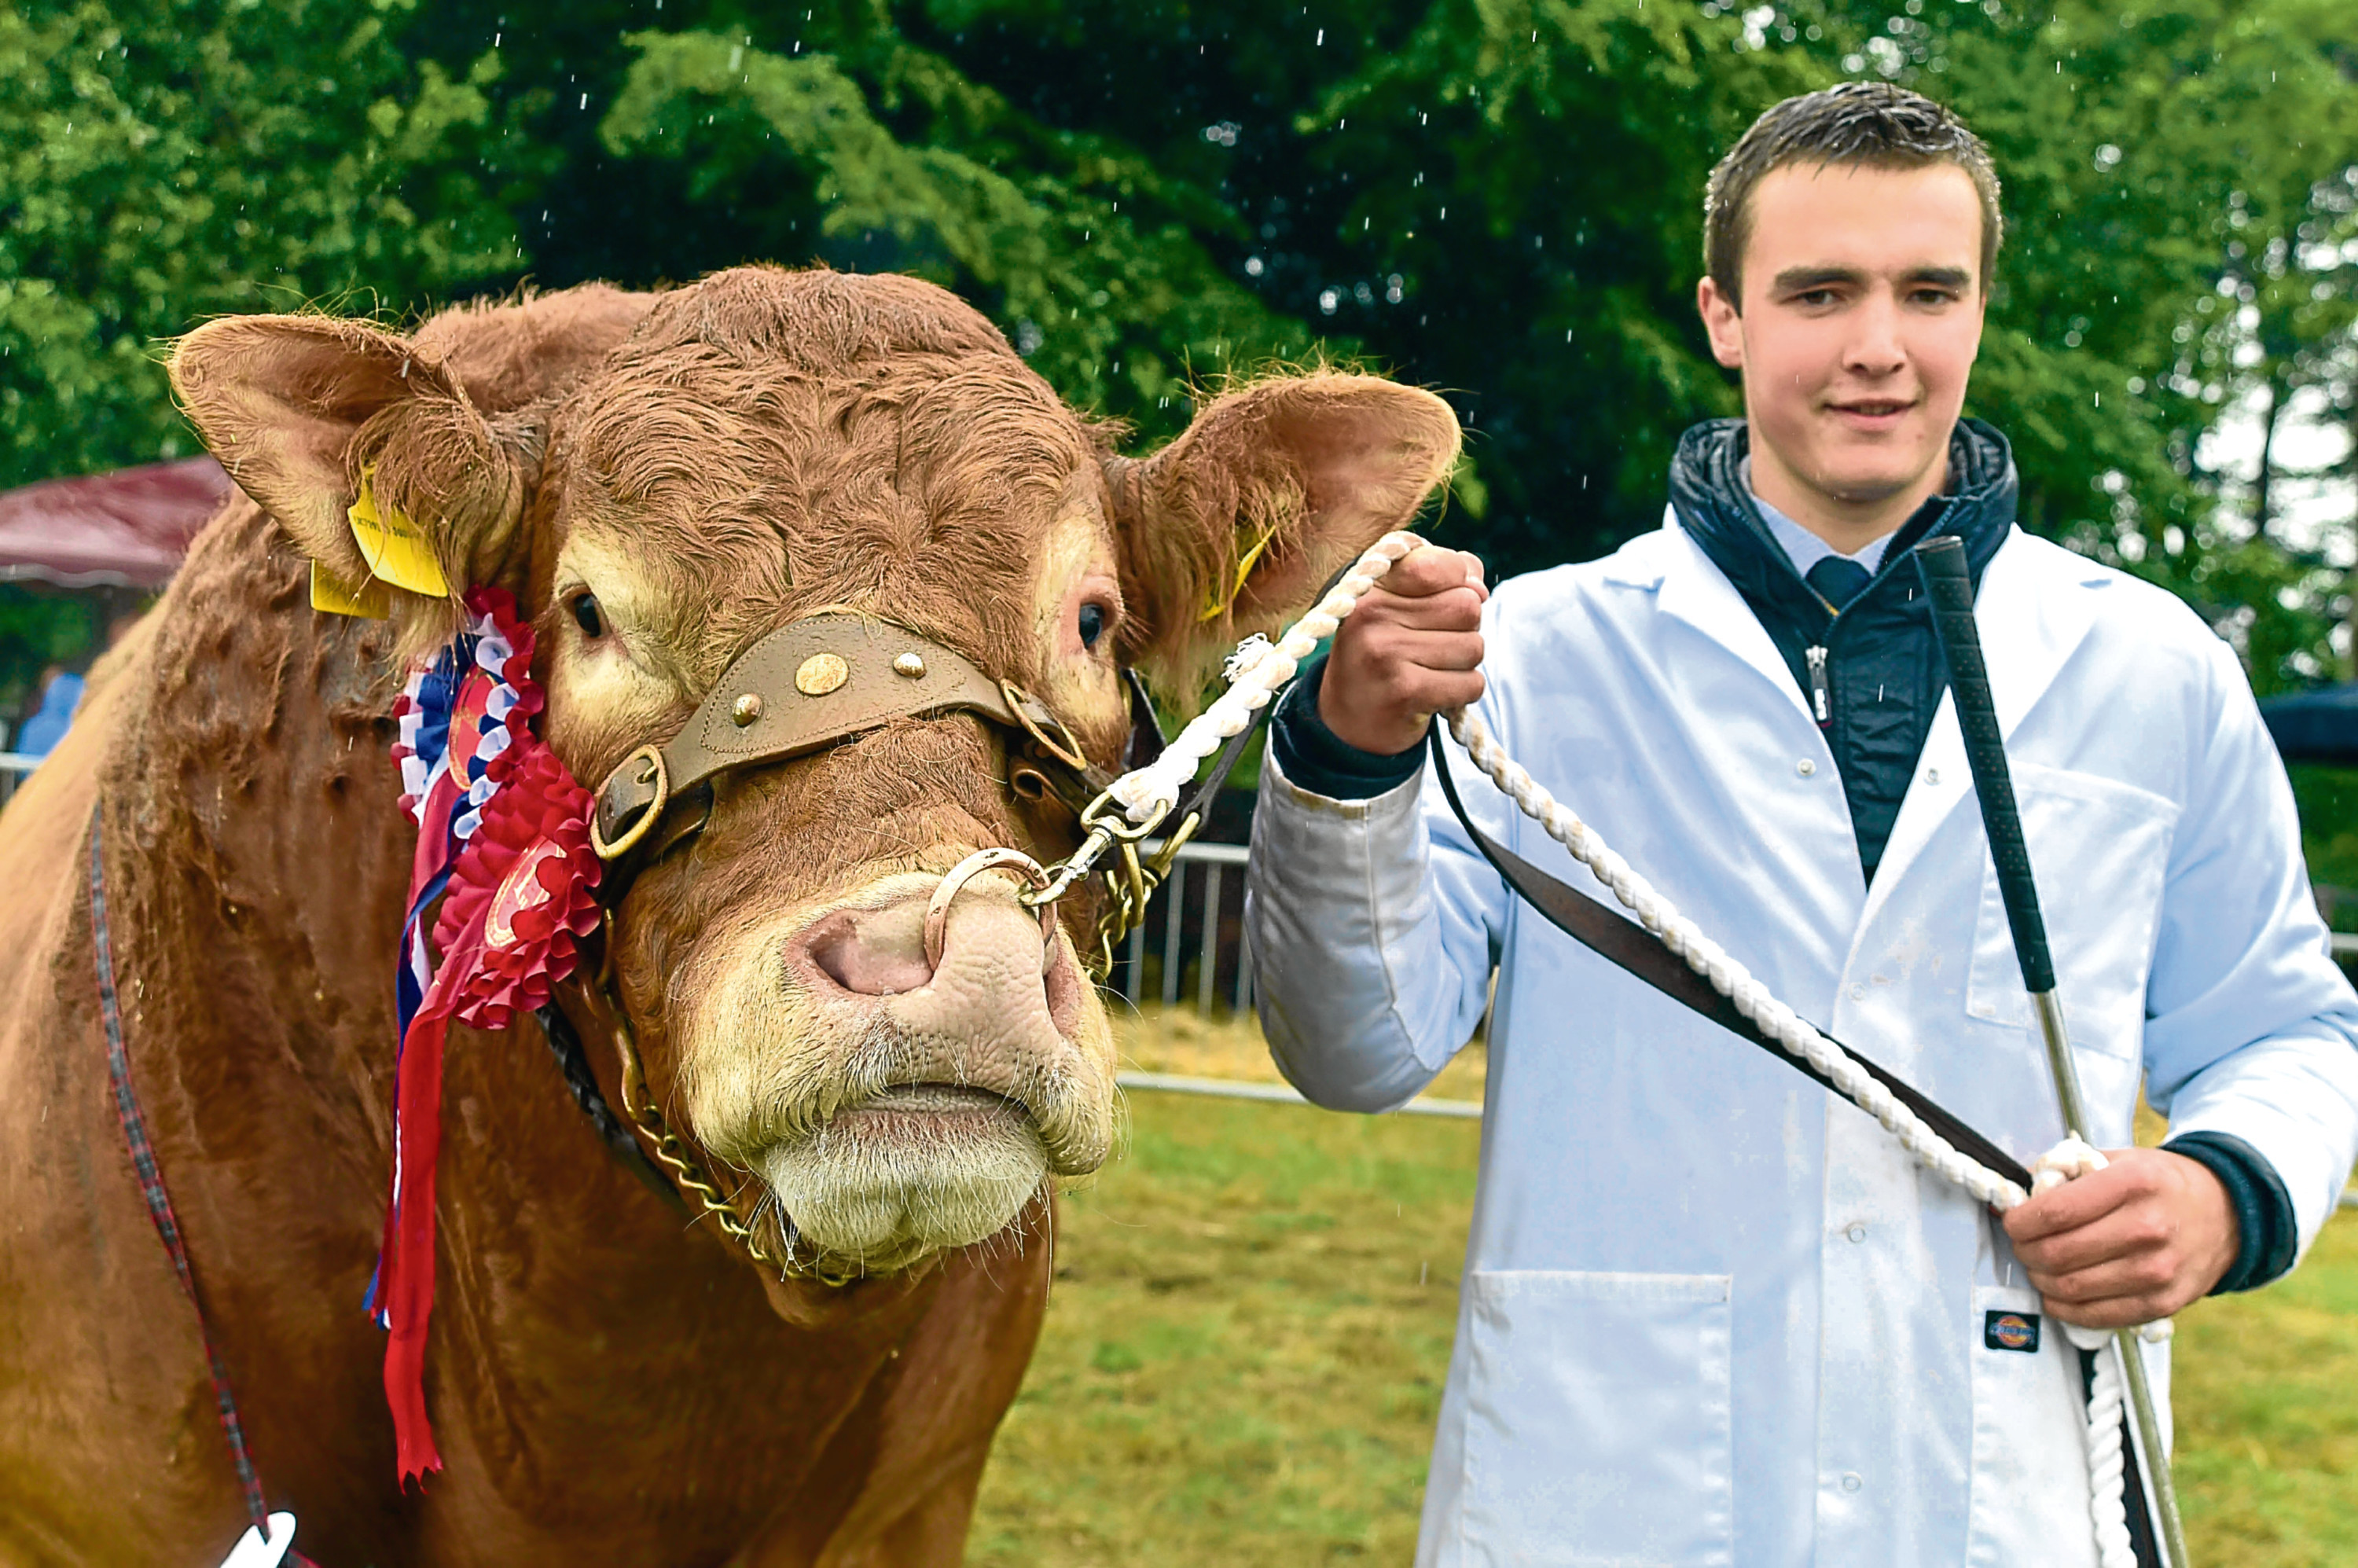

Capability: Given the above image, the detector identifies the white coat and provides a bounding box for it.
[1244,516,2358,1567]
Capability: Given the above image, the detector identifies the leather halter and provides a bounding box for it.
[588,609,1152,890]
[559,609,1160,1281]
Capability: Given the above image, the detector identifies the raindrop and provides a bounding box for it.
[1316,28,1324,44]
[1245,257,1265,277]
[1385,274,1404,303]
[2093,143,2122,171]
[1318,288,1340,315]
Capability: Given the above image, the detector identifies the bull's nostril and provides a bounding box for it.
[799,911,934,997]
[806,920,861,991]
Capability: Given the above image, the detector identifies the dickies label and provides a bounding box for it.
[1984,1310,2041,1353]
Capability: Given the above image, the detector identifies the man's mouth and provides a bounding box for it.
[1828,398,1915,425]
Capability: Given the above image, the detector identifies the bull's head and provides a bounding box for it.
[170,266,1459,1287]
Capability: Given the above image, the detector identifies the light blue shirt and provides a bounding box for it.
[1742,457,1895,579]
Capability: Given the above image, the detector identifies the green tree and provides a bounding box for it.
[11,0,2358,700]
[0,0,531,490]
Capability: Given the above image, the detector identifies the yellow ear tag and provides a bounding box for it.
[1198,519,1281,622]
[347,465,450,597]
[310,560,393,619]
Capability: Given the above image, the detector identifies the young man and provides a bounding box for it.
[1244,83,2358,1565]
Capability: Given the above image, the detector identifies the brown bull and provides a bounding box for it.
[0,266,1458,1564]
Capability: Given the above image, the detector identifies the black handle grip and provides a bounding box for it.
[1912,536,2056,996]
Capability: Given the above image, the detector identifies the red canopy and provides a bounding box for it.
[0,457,231,589]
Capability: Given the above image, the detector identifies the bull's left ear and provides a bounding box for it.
[1103,372,1461,691]
[169,313,529,662]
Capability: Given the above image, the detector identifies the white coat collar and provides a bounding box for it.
[1644,505,1819,727]
[1633,512,2113,923]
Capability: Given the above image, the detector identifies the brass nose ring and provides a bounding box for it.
[924,848,1057,974]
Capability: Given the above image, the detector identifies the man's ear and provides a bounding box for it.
[168,314,528,657]
[1698,277,1745,369]
[1104,371,1461,694]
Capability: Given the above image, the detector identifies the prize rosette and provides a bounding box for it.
[431,739,603,1028]
[369,585,602,1485]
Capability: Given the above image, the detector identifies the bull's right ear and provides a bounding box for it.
[169,314,527,657]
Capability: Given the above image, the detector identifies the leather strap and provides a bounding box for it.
[592,612,1103,868]
[1427,729,2034,1192]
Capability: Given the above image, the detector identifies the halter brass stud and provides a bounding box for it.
[795,652,850,697]
[731,692,764,727]
[891,651,927,680]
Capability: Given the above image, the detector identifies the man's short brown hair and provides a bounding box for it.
[1703,82,2004,306]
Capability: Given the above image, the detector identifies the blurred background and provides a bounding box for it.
[5,5,2356,1559]
[6,1,2356,676]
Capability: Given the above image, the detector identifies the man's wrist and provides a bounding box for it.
[2162,1130,2295,1294]
[1271,658,1428,801]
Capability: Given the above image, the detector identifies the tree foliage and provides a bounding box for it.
[7,0,2357,694]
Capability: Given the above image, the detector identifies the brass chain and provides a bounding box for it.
[1078,809,1200,981]
[599,989,855,1289]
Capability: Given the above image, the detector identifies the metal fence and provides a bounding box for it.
[1105,839,1255,1017]
[0,753,32,806]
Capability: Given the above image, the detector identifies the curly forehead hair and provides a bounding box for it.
[1703,82,2004,304]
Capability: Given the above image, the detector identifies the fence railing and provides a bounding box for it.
[1106,839,1255,1017]
[0,753,34,806]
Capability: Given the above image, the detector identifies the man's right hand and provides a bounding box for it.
[1317,545,1489,755]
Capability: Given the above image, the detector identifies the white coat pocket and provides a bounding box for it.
[1458,1270,1732,1568]
[1965,1284,2103,1568]
[1966,762,2177,1061]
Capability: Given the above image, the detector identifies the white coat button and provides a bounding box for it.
[1849,983,1867,1001]
[1846,1223,1868,1243]
[1841,1471,1864,1493]
[1797,758,1817,777]
[1925,767,1941,785]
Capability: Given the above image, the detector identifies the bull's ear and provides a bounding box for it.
[1104,371,1461,694]
[168,314,527,657]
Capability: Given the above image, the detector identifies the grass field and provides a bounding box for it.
[968,1008,2358,1565]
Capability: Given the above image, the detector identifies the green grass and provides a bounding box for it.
[2173,1214,2358,1565]
[969,1091,1475,1564]
[971,1043,2358,1565]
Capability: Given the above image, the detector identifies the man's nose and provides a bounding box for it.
[1842,294,1908,378]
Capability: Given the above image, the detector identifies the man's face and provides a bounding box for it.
[1698,161,1986,520]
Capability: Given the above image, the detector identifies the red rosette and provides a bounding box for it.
[431,736,602,1030]
[465,583,544,731]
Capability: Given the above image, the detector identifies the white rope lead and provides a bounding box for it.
[1126,529,2148,1561]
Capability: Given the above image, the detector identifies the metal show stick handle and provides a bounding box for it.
[1914,535,2191,1568]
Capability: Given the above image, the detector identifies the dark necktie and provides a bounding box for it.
[1805,554,1873,612]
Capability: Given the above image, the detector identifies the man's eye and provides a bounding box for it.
[1078,602,1107,651]
[570,593,605,640]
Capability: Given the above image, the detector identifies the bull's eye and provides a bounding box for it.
[569,592,605,640]
[1077,601,1107,652]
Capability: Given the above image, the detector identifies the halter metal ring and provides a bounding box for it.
[1000,680,1092,774]
[924,848,1057,974]
[590,744,670,862]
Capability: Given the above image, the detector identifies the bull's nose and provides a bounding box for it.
[789,883,1078,1030]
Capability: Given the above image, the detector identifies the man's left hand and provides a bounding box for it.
[2000,1148,2239,1327]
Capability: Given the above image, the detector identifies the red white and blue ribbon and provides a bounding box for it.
[369,586,601,1485]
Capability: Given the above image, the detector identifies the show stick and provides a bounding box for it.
[1915,534,2191,1568]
